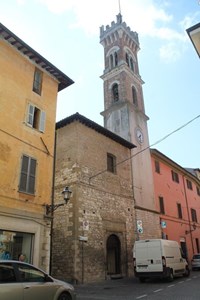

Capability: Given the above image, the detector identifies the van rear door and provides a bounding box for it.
[135,240,163,273]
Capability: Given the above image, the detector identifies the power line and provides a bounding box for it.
[89,114,200,182]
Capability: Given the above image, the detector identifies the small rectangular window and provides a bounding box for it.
[33,68,43,95]
[159,196,165,214]
[186,179,193,190]
[177,203,182,219]
[107,153,116,173]
[155,160,160,173]
[27,104,46,132]
[196,238,200,253]
[19,155,36,195]
[191,208,197,223]
[197,186,200,196]
[171,170,179,183]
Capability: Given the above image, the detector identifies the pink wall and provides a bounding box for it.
[151,150,200,263]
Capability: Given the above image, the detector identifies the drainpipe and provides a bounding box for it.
[182,175,195,255]
[49,130,57,274]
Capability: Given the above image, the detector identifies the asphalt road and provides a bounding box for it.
[75,271,200,300]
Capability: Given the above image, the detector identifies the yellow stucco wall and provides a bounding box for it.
[0,39,58,214]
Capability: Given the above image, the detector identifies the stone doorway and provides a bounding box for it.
[106,234,121,276]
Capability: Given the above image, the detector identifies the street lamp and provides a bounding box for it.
[185,223,196,235]
[186,22,200,58]
[46,186,72,215]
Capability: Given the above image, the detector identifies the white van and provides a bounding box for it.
[133,239,190,282]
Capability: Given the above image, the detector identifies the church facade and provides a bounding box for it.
[51,14,161,283]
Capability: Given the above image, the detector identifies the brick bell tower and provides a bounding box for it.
[100,13,160,239]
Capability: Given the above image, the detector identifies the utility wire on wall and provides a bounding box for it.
[89,114,200,182]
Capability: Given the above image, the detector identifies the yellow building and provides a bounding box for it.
[0,23,73,271]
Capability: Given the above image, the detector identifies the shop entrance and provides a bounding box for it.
[106,234,121,275]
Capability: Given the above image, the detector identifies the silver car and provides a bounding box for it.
[0,260,76,300]
[191,254,200,270]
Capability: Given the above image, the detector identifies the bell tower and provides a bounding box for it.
[100,14,160,238]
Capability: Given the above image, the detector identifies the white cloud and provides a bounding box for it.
[159,42,182,63]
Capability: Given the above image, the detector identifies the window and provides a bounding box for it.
[19,155,36,194]
[186,179,193,190]
[191,208,197,223]
[0,263,16,283]
[130,57,134,71]
[109,52,118,69]
[132,86,138,106]
[155,160,160,174]
[171,170,179,183]
[126,53,129,66]
[110,54,114,68]
[197,186,200,196]
[107,153,116,173]
[27,104,46,132]
[196,238,200,253]
[114,52,118,66]
[33,68,43,95]
[159,196,165,214]
[0,230,33,262]
[18,265,47,282]
[112,84,119,102]
[177,203,182,219]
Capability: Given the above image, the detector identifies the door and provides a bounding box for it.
[106,234,121,275]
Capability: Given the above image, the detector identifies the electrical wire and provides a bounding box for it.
[89,114,200,182]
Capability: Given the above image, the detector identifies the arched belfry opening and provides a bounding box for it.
[106,234,121,276]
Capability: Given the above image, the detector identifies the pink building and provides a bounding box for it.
[151,149,200,263]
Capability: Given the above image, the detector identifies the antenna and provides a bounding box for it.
[118,0,121,14]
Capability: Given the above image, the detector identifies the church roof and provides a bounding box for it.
[56,112,136,149]
[0,22,74,91]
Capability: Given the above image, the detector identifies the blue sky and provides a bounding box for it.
[1,0,200,168]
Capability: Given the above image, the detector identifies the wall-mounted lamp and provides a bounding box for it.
[46,186,72,215]
[185,223,196,235]
[186,22,200,58]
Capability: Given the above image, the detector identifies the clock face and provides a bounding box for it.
[136,128,143,144]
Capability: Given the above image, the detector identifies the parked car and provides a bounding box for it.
[191,254,200,270]
[0,260,76,300]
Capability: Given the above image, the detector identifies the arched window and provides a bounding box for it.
[112,84,119,102]
[130,57,134,72]
[126,53,129,66]
[114,52,118,66]
[132,86,138,106]
[110,54,114,69]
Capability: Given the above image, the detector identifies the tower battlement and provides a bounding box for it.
[100,13,139,46]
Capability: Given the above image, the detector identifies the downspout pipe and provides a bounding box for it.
[182,175,195,255]
[49,130,57,274]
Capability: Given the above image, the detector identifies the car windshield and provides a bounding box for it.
[193,255,200,259]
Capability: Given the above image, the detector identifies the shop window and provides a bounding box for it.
[19,155,36,195]
[0,231,33,263]
[33,68,43,95]
[191,208,197,223]
[107,153,116,174]
[186,179,193,190]
[177,203,182,219]
[27,103,46,132]
[171,170,179,183]
[159,196,165,214]
[155,160,160,173]
[112,84,119,102]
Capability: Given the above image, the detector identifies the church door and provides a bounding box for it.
[106,234,121,275]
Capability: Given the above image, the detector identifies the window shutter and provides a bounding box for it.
[19,155,29,192]
[39,111,46,132]
[27,104,34,126]
[28,158,36,194]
